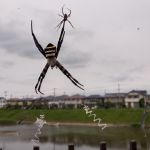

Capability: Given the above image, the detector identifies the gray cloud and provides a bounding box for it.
[0,76,6,81]
[108,74,133,83]
[67,29,94,41]
[107,64,144,83]
[0,61,15,69]
[0,20,38,59]
[60,50,91,68]
[0,8,57,59]
[128,65,144,73]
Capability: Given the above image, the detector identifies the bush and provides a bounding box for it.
[104,101,115,108]
[139,98,145,108]
[130,123,141,128]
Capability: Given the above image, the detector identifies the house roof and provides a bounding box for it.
[105,93,127,98]
[70,94,86,99]
[86,95,104,99]
[0,97,5,99]
[56,95,70,100]
[128,90,147,96]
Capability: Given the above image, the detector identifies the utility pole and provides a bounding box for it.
[118,82,120,94]
[117,82,120,108]
[104,89,106,96]
[53,88,56,97]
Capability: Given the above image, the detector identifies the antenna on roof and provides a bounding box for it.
[4,91,7,100]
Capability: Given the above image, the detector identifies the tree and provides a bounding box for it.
[139,98,145,108]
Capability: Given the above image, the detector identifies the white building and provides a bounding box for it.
[47,94,85,109]
[0,97,7,108]
[125,90,147,108]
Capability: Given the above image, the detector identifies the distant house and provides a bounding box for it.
[2,90,149,109]
[0,97,7,108]
[84,95,104,107]
[125,90,147,108]
[7,98,20,106]
[48,94,85,109]
[104,93,126,107]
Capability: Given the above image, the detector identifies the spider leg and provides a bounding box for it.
[62,5,65,16]
[56,29,65,58]
[56,20,64,29]
[35,63,50,94]
[35,76,42,94]
[31,20,46,58]
[67,20,74,28]
[38,78,44,95]
[60,29,65,43]
[66,8,71,18]
[57,23,62,29]
[58,14,63,18]
[56,61,84,90]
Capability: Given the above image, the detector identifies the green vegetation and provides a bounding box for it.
[0,108,149,126]
[139,98,145,108]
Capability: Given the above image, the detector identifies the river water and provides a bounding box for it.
[0,125,150,150]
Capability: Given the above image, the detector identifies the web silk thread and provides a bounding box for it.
[83,105,108,130]
[31,114,47,144]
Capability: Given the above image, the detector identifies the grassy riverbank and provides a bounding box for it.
[0,108,149,126]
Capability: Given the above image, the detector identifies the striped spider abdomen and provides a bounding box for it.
[44,43,56,58]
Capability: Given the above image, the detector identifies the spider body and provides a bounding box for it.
[47,57,57,69]
[57,6,74,29]
[31,11,84,94]
[64,14,68,21]
[44,43,56,58]
[44,44,58,68]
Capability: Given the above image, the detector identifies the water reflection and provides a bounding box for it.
[0,125,150,150]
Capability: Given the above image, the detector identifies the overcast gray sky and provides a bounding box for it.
[0,0,150,98]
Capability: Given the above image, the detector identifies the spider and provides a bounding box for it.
[57,6,74,29]
[31,15,84,94]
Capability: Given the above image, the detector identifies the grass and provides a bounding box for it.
[0,108,149,125]
[94,108,143,124]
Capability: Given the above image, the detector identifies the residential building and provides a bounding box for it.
[0,97,7,108]
[125,90,147,108]
[84,95,104,107]
[3,90,150,109]
[48,94,85,108]
[104,93,126,107]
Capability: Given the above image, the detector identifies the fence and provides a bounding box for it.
[68,140,137,150]
[0,140,138,150]
[100,140,137,150]
[34,140,137,150]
